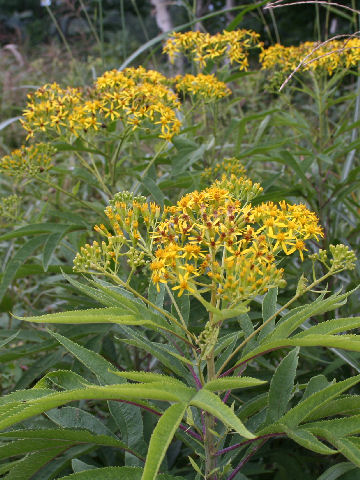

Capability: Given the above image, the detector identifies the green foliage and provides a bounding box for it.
[0,3,360,478]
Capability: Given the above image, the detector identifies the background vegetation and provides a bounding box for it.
[0,1,359,479]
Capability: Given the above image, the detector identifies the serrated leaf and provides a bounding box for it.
[281,424,337,455]
[59,466,184,479]
[302,375,330,401]
[266,348,299,423]
[280,375,360,428]
[0,383,195,431]
[142,402,188,480]
[294,317,360,338]
[0,428,140,458]
[116,326,188,377]
[268,290,353,341]
[111,371,186,387]
[47,331,144,447]
[204,376,266,392]
[237,335,360,367]
[46,406,117,438]
[4,446,70,480]
[34,370,90,390]
[328,436,360,467]
[190,389,254,439]
[19,307,145,326]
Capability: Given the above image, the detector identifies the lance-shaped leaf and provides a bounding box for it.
[0,428,141,458]
[111,371,186,387]
[294,317,360,337]
[316,462,357,480]
[259,287,278,341]
[268,290,353,341]
[237,335,360,367]
[190,389,254,439]
[204,376,266,392]
[59,466,185,479]
[4,445,73,480]
[47,331,145,448]
[142,403,188,480]
[0,383,195,431]
[303,414,360,438]
[266,348,299,423]
[280,424,337,455]
[278,375,360,428]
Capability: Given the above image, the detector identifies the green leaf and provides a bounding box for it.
[0,428,140,458]
[34,370,90,390]
[142,403,188,480]
[304,414,360,438]
[0,234,48,302]
[302,375,330,401]
[204,376,266,392]
[266,348,299,423]
[268,290,353,341]
[46,406,117,438]
[142,177,164,208]
[4,446,71,480]
[19,307,173,336]
[237,335,360,367]
[191,389,254,439]
[110,371,186,387]
[47,330,144,448]
[259,287,278,341]
[59,466,184,479]
[328,437,360,468]
[279,375,360,428]
[0,223,82,241]
[305,396,360,421]
[281,424,337,455]
[116,326,188,376]
[0,331,19,350]
[316,462,357,480]
[294,317,360,338]
[0,384,195,431]
[42,230,68,271]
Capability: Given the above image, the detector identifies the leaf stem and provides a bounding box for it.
[217,269,335,377]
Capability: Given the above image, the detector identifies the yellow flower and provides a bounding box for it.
[172,272,193,297]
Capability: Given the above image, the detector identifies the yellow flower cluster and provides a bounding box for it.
[260,38,360,76]
[21,67,182,142]
[173,74,231,101]
[0,143,55,177]
[202,157,246,184]
[73,191,161,274]
[0,194,20,225]
[74,171,323,309]
[163,30,262,69]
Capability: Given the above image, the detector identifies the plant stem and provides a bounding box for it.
[217,269,335,377]
[226,439,267,480]
[34,175,102,216]
[106,271,197,343]
[131,142,167,195]
[204,350,217,479]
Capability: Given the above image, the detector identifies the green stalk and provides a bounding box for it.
[204,279,218,479]
[105,271,197,343]
[131,142,167,194]
[217,268,337,377]
[45,6,82,82]
[34,175,102,216]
